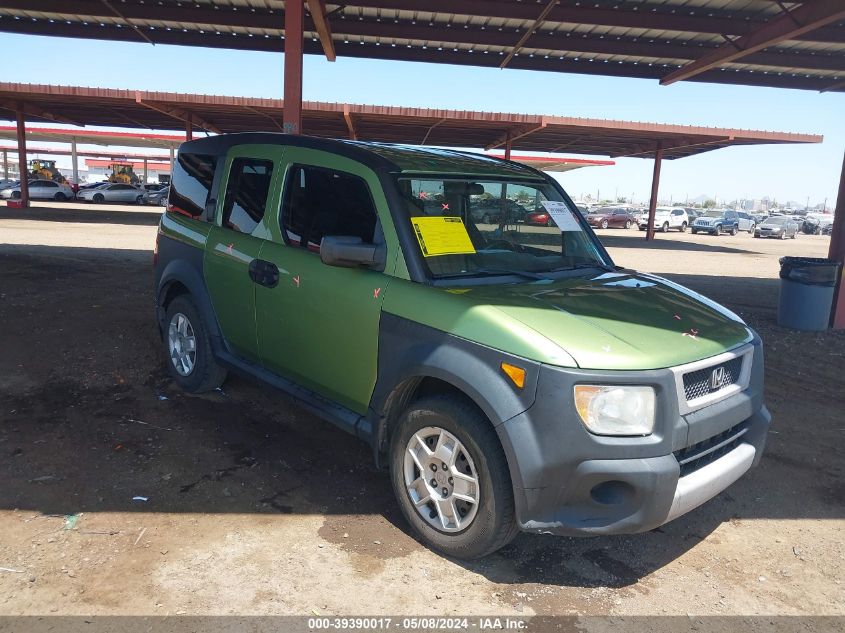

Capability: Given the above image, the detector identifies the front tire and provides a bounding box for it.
[661,222,669,233]
[136,195,144,204]
[390,394,517,560]
[164,295,227,393]
[54,192,67,201]
[625,220,632,229]
[600,219,609,229]
[715,224,723,235]
[679,222,687,233]
[93,193,104,203]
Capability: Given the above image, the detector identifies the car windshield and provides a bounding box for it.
[702,210,724,218]
[765,217,788,225]
[396,177,610,280]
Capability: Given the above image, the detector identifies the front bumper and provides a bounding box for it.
[495,336,770,536]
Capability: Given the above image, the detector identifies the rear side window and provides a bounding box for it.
[168,152,217,219]
[281,165,377,252]
[221,158,274,235]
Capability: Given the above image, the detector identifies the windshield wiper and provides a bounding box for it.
[440,267,551,281]
[544,261,614,273]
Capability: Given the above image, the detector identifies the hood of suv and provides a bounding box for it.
[389,271,751,371]
[694,216,724,225]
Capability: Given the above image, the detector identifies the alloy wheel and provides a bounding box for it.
[168,312,197,377]
[403,426,480,533]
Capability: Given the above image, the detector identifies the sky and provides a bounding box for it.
[1,32,843,208]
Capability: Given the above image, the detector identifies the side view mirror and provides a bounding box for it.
[320,236,386,269]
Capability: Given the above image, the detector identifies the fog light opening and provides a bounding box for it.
[590,480,635,506]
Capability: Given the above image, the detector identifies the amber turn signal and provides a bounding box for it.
[500,362,526,389]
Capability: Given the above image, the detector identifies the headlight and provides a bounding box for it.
[574,385,656,436]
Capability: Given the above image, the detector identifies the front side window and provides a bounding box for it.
[221,158,273,235]
[169,152,217,219]
[281,165,378,252]
[396,177,608,280]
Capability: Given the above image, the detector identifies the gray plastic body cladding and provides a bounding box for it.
[154,234,222,347]
[496,336,769,535]
[371,313,541,428]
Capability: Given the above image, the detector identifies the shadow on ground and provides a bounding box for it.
[0,243,842,589]
[0,205,162,226]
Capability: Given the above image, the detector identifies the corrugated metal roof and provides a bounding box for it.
[0,0,841,91]
[0,82,823,159]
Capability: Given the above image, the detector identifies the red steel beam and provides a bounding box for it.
[829,150,845,329]
[15,106,28,206]
[306,0,336,61]
[661,0,845,86]
[645,143,664,242]
[283,0,304,134]
[342,105,356,140]
[185,114,193,142]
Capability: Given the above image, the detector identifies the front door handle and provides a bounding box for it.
[248,259,279,288]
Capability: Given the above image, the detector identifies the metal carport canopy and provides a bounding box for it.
[0,0,843,93]
[0,83,821,160]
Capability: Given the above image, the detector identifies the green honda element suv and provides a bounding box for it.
[154,134,770,559]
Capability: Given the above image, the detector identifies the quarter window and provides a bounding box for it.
[281,165,378,252]
[221,158,273,234]
[168,152,217,220]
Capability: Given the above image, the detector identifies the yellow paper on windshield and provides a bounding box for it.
[411,216,476,257]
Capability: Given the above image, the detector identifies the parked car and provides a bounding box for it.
[524,209,554,226]
[754,216,798,239]
[469,199,528,224]
[78,181,110,191]
[76,183,143,204]
[0,179,76,201]
[142,186,169,206]
[737,211,757,232]
[691,209,753,235]
[637,206,689,232]
[155,133,770,560]
[143,183,168,192]
[586,206,636,229]
[802,214,834,235]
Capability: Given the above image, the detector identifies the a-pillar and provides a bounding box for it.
[283,0,304,134]
[828,150,845,329]
[71,137,79,184]
[15,106,29,206]
[645,142,664,242]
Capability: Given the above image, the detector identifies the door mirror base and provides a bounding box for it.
[320,236,386,269]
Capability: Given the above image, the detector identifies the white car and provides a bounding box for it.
[76,183,144,204]
[0,179,75,201]
[637,206,689,232]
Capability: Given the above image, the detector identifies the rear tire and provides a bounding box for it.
[390,394,517,560]
[600,219,609,229]
[625,220,632,229]
[163,295,227,393]
[136,195,144,204]
[730,225,738,236]
[679,222,687,233]
[11,190,20,200]
[93,193,104,203]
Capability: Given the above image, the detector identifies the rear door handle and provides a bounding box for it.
[248,259,279,288]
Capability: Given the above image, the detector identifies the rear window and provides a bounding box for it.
[168,152,217,220]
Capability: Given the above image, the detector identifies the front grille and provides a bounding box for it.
[682,357,743,402]
[674,421,749,477]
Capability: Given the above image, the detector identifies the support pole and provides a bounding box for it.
[828,149,845,329]
[504,132,512,161]
[185,114,193,142]
[143,158,149,184]
[169,146,175,180]
[2,149,7,180]
[283,0,304,135]
[71,137,78,184]
[15,106,29,207]
[645,142,664,242]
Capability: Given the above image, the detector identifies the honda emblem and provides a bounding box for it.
[710,366,726,391]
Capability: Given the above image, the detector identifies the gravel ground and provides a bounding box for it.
[0,202,842,619]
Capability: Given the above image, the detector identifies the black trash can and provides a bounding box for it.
[777,257,842,331]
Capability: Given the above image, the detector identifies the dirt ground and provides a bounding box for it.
[0,202,843,618]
